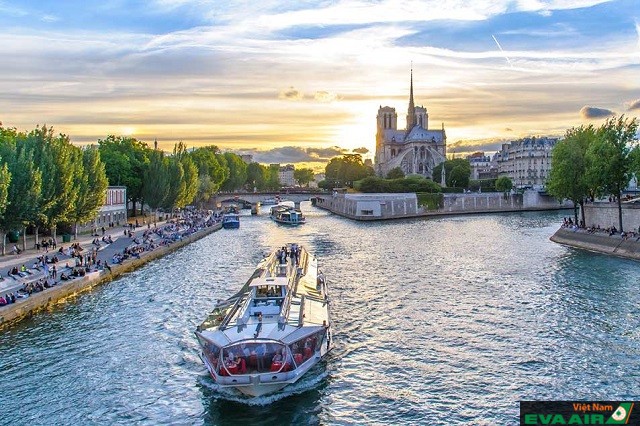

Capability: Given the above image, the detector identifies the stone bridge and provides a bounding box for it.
[212,191,328,209]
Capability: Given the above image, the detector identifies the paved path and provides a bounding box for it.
[0,224,164,298]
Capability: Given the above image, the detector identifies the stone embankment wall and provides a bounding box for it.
[316,191,570,221]
[0,223,222,328]
[582,203,640,231]
[550,227,640,261]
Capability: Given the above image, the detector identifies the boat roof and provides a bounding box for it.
[249,276,289,287]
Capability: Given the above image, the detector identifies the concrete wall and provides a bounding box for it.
[550,227,640,261]
[582,203,640,231]
[316,190,571,221]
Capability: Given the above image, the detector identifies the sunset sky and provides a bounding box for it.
[1,0,639,168]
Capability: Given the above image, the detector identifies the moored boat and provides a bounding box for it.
[270,205,305,226]
[195,243,332,397]
[221,213,240,229]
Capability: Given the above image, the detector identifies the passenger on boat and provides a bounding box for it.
[256,343,267,370]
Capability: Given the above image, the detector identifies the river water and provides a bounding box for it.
[1,204,638,425]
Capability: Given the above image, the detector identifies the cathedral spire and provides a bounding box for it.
[407,65,416,130]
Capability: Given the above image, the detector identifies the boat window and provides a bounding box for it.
[220,342,293,375]
[288,330,324,366]
[200,340,221,374]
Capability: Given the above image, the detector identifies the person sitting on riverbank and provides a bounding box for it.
[10,245,21,255]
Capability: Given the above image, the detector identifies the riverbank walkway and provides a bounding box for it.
[0,213,220,318]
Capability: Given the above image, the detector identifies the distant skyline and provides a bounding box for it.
[1,0,639,168]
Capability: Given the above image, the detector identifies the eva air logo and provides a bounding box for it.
[606,403,634,424]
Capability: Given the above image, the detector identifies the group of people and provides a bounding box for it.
[34,237,57,252]
[0,293,17,305]
[1,209,219,309]
[276,244,300,265]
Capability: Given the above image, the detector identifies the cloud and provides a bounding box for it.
[279,87,303,100]
[240,146,348,164]
[313,91,339,102]
[580,106,615,119]
[352,147,369,154]
[41,15,59,23]
[628,99,640,111]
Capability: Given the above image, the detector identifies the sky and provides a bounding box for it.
[0,0,639,169]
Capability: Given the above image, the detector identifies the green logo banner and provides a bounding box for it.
[520,401,637,425]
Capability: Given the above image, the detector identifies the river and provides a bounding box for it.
[0,204,638,425]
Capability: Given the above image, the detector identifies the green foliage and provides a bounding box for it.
[246,162,266,191]
[432,158,471,187]
[163,157,185,210]
[69,145,109,229]
[179,155,199,207]
[325,154,373,188]
[586,116,638,199]
[585,115,639,231]
[221,152,248,191]
[265,164,280,190]
[24,126,80,234]
[468,179,497,192]
[386,167,405,179]
[546,125,594,224]
[190,146,228,192]
[495,176,513,193]
[143,149,169,212]
[354,175,441,193]
[293,168,315,186]
[416,192,443,210]
[0,162,10,219]
[98,135,151,215]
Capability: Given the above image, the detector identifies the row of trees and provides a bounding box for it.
[98,136,318,216]
[319,154,374,189]
[547,115,639,232]
[0,125,109,254]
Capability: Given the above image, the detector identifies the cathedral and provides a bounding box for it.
[374,70,447,179]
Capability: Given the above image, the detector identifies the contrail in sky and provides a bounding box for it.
[492,34,513,68]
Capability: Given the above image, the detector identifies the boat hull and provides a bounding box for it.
[222,222,240,229]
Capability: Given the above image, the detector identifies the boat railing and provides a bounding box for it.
[220,292,250,330]
[297,295,306,326]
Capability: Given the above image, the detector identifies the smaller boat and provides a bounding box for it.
[270,205,305,226]
[261,196,281,206]
[222,213,240,229]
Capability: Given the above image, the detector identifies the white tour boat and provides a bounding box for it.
[195,243,332,397]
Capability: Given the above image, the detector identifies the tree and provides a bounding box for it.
[246,162,266,191]
[24,126,79,242]
[546,125,595,225]
[68,145,109,239]
[0,128,42,254]
[195,174,217,208]
[179,155,198,208]
[190,146,228,191]
[432,159,471,188]
[586,115,638,232]
[163,156,185,213]
[495,176,513,193]
[265,164,280,190]
[293,168,315,187]
[325,154,373,187]
[98,135,150,216]
[449,165,469,188]
[221,153,248,191]
[386,167,405,179]
[0,159,11,253]
[142,149,169,222]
